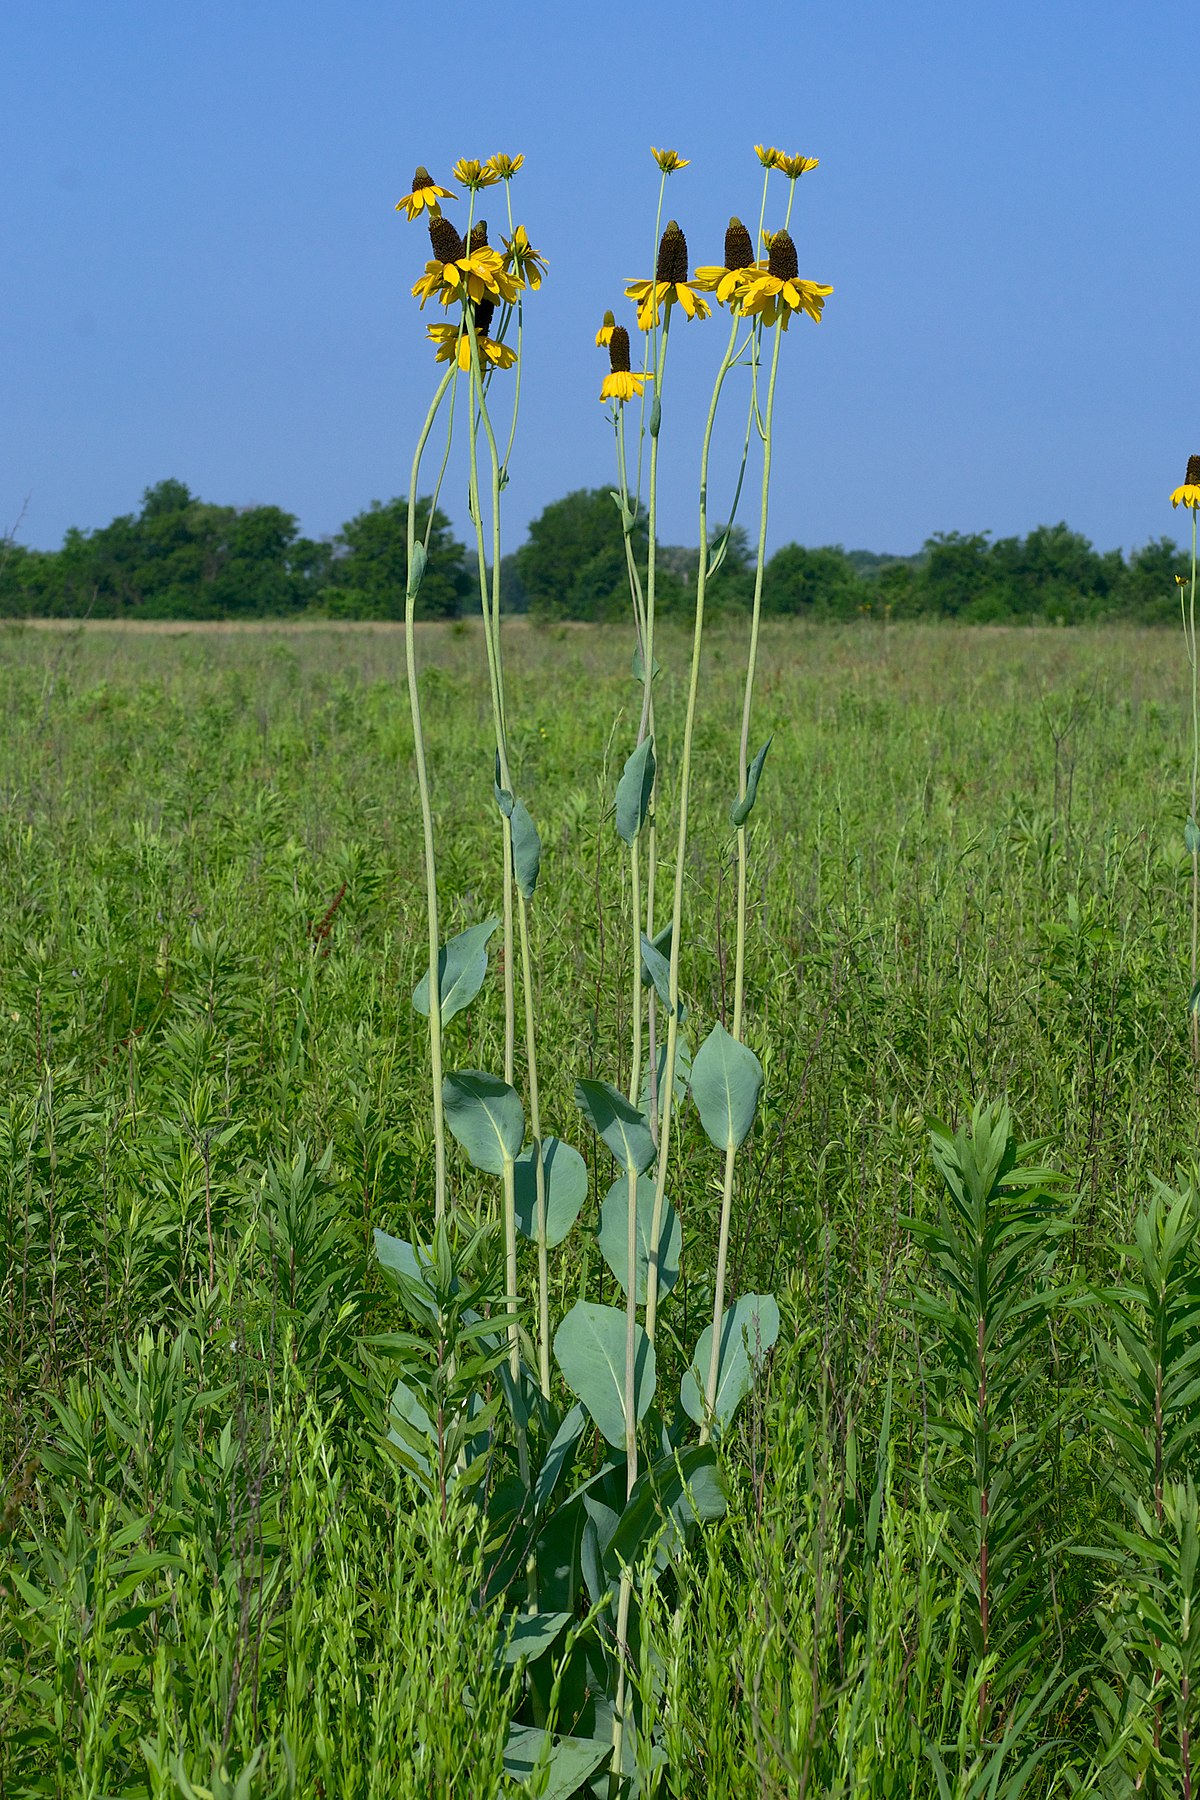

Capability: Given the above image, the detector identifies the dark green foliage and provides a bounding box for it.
[516,487,646,621]
[323,495,472,620]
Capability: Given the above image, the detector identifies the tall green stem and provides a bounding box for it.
[1190,509,1199,1067]
[405,365,456,1221]
[732,319,784,1041]
[644,311,740,1343]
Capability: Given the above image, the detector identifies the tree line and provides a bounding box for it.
[0,478,1190,624]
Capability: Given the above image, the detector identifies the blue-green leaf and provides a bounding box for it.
[554,1300,656,1447]
[511,800,541,898]
[680,1293,780,1432]
[608,1445,727,1575]
[575,1079,656,1173]
[497,1611,572,1668]
[503,1726,609,1800]
[406,541,427,600]
[640,920,672,987]
[494,751,514,819]
[639,931,680,1017]
[412,918,499,1022]
[730,736,773,828]
[442,1071,525,1174]
[1187,816,1200,855]
[514,1137,588,1246]
[615,737,655,845]
[690,1021,763,1152]
[598,1175,681,1303]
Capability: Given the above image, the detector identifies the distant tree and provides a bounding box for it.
[1120,536,1190,622]
[327,496,471,619]
[517,488,648,621]
[919,531,994,617]
[762,543,866,616]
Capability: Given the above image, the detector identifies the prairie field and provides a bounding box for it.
[2,616,1198,1797]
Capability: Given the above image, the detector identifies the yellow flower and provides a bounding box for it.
[412,216,522,310]
[625,221,711,330]
[595,310,616,347]
[1178,575,1191,586]
[395,165,456,221]
[600,324,652,403]
[427,307,517,372]
[693,217,758,308]
[1171,457,1200,508]
[651,147,689,173]
[486,152,525,180]
[776,152,819,179]
[739,227,832,329]
[754,144,782,168]
[453,157,499,191]
[502,224,548,290]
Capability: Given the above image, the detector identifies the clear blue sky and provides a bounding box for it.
[2,1,1194,560]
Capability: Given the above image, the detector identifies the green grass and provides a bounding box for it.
[1,617,1198,1796]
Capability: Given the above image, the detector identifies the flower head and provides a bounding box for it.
[739,228,832,329]
[625,220,711,330]
[427,300,516,371]
[486,152,524,180]
[595,310,617,347]
[754,144,782,168]
[1171,455,1200,509]
[651,147,689,174]
[395,165,456,221]
[502,224,548,290]
[600,324,653,403]
[453,157,499,191]
[776,152,819,179]
[693,216,758,307]
[412,214,522,310]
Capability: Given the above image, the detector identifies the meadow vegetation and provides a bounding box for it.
[2,616,1200,1796]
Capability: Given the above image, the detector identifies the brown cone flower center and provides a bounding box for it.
[767,230,799,282]
[429,216,465,265]
[656,221,689,285]
[474,299,496,339]
[1187,454,1200,487]
[412,165,434,191]
[609,326,632,374]
[724,218,754,271]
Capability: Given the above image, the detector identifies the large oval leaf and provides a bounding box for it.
[514,1137,588,1246]
[598,1175,681,1303]
[690,1021,763,1152]
[615,737,655,845]
[412,918,499,1022]
[442,1071,525,1174]
[680,1293,780,1433]
[575,1079,655,1174]
[554,1300,656,1447]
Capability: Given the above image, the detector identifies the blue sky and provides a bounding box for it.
[2,1,1193,560]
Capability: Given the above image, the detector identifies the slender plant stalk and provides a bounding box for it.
[1187,508,1199,1067]
[732,318,784,1040]
[405,364,456,1221]
[701,1143,737,1444]
[644,311,741,1343]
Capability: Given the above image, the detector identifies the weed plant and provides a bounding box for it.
[3,148,1200,1797]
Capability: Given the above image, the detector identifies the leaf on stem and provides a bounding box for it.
[615,737,655,845]
[690,1021,763,1152]
[730,737,773,828]
[411,918,499,1022]
[442,1071,525,1174]
[598,1175,681,1303]
[575,1079,656,1173]
[680,1293,780,1431]
[513,1137,588,1245]
[554,1299,656,1447]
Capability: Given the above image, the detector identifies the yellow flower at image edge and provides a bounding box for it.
[1171,456,1200,508]
[625,221,711,331]
[395,165,456,220]
[412,216,522,310]
[739,228,832,329]
[599,324,652,403]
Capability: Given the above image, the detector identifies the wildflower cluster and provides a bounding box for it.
[595,142,833,399]
[394,156,546,374]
